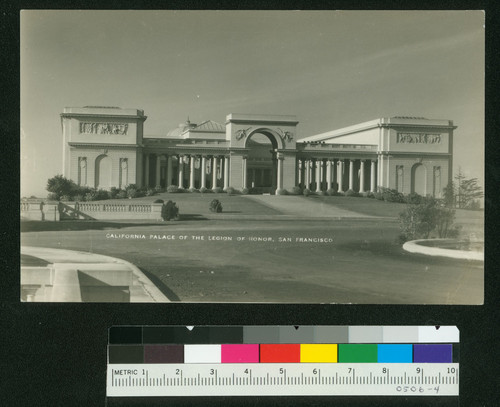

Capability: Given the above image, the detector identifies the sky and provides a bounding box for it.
[20,10,485,197]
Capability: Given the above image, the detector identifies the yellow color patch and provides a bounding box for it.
[300,344,338,363]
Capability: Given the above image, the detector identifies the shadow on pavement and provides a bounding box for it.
[21,215,208,232]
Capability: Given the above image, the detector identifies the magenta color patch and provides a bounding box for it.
[221,344,260,363]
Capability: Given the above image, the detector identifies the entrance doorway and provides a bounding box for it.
[245,132,278,193]
[411,163,427,195]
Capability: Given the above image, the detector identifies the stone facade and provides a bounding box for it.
[61,108,455,197]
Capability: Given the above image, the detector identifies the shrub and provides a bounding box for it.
[46,174,78,200]
[303,188,311,196]
[60,195,71,201]
[225,187,236,195]
[405,192,423,205]
[116,190,127,199]
[379,187,405,203]
[47,193,59,201]
[363,191,375,198]
[153,199,164,204]
[82,189,108,201]
[126,188,138,199]
[241,188,249,195]
[398,199,460,242]
[146,188,156,197]
[374,191,384,200]
[289,186,302,195]
[108,187,120,199]
[468,200,481,210]
[199,187,208,194]
[97,189,110,200]
[209,199,223,213]
[326,188,337,196]
[166,185,180,193]
[212,187,223,193]
[73,194,84,202]
[344,189,359,197]
[125,184,138,191]
[154,185,164,193]
[276,188,288,195]
[249,187,266,194]
[84,192,96,201]
[161,200,180,221]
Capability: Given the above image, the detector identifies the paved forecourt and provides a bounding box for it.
[21,246,169,302]
[242,195,376,219]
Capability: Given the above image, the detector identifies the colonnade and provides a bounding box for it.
[144,153,377,193]
[298,158,377,193]
[144,153,229,189]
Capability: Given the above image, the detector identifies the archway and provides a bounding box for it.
[411,163,427,195]
[95,155,112,189]
[245,130,279,193]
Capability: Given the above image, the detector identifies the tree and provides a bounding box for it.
[443,181,455,208]
[398,197,460,242]
[453,169,484,209]
[46,175,77,200]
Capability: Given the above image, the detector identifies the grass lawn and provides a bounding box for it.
[304,195,405,217]
[93,192,283,216]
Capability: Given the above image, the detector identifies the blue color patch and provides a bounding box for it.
[377,344,413,363]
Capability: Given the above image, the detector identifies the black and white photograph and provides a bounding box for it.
[20,10,484,304]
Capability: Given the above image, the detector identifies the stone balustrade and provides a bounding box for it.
[20,200,163,221]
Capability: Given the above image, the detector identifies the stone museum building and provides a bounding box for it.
[61,106,455,196]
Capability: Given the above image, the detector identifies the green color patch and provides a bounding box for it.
[338,344,378,363]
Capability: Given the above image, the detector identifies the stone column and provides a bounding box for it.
[308,160,313,189]
[277,153,283,190]
[155,154,162,188]
[371,160,377,193]
[224,156,230,189]
[212,156,218,189]
[242,156,248,189]
[315,160,321,192]
[166,154,173,187]
[295,158,300,187]
[178,155,184,188]
[298,159,303,186]
[349,159,354,191]
[359,160,366,193]
[304,160,309,189]
[319,160,324,190]
[144,154,150,187]
[326,160,332,190]
[337,160,344,193]
[200,156,207,189]
[189,155,195,189]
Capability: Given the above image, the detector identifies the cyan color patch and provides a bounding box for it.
[377,344,413,363]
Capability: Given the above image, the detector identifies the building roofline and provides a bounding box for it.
[301,117,456,142]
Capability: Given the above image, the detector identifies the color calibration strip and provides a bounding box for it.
[109,343,455,364]
[109,325,460,345]
[107,326,459,397]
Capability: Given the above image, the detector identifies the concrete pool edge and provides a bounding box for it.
[21,246,170,302]
[402,239,484,261]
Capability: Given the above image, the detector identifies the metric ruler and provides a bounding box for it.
[107,363,458,396]
[106,325,459,398]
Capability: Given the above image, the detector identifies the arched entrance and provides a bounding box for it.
[95,155,112,189]
[411,163,427,195]
[245,130,280,193]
